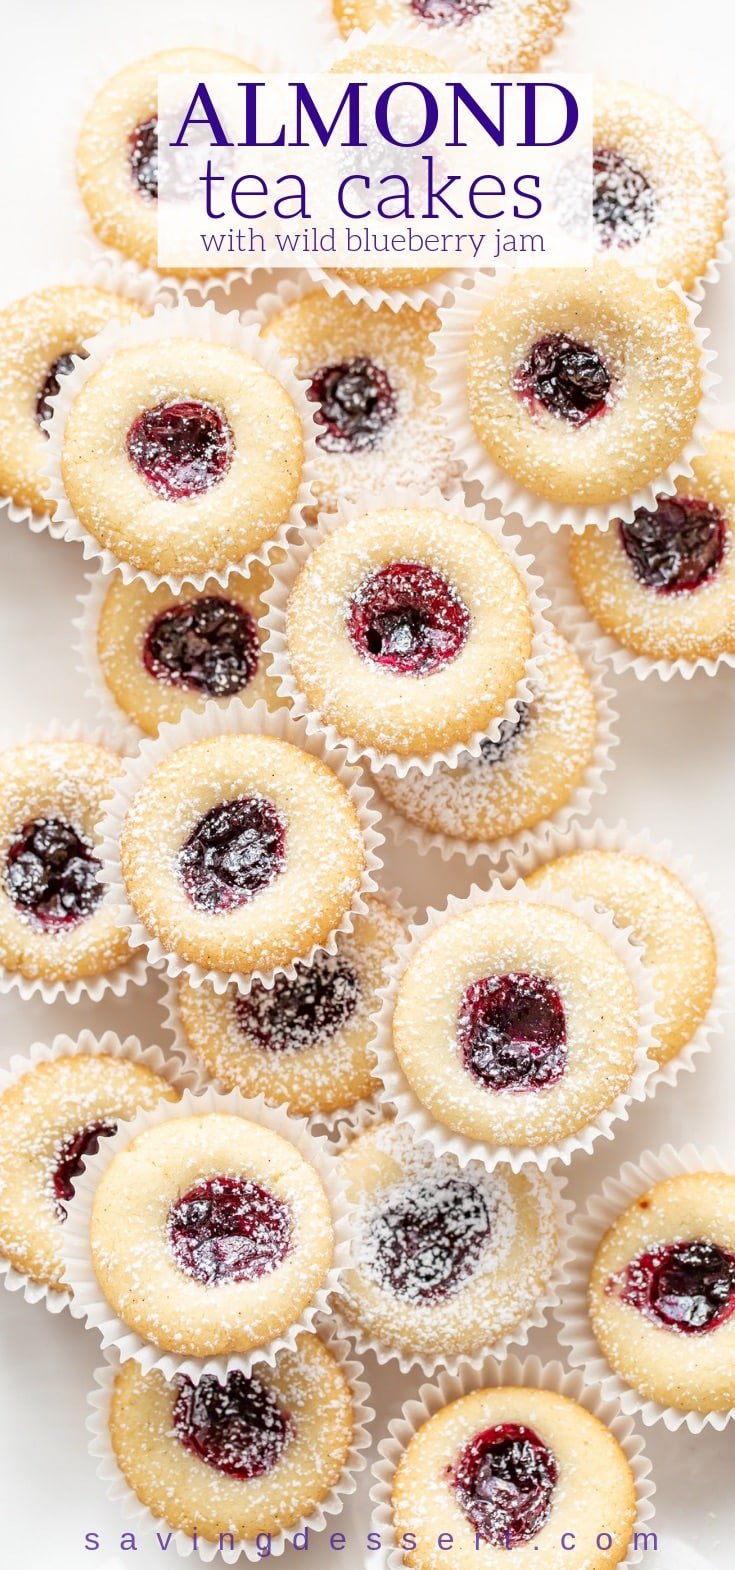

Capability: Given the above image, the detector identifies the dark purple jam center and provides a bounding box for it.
[514,333,612,426]
[177,795,285,914]
[452,1423,559,1548]
[308,357,397,453]
[479,704,531,765]
[458,972,567,1093]
[173,1370,293,1478]
[613,1239,735,1335]
[411,0,487,24]
[36,351,87,429]
[143,595,260,698]
[620,496,727,595]
[593,146,656,250]
[348,562,470,677]
[233,950,360,1052]
[168,1175,292,1286]
[52,1121,118,1220]
[129,115,159,199]
[127,400,233,500]
[4,817,104,931]
[364,1176,491,1303]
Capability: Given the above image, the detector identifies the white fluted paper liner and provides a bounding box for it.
[659,78,734,305]
[61,1084,354,1381]
[97,696,384,996]
[370,880,659,1174]
[499,815,733,1097]
[87,1322,374,1564]
[41,298,321,590]
[369,1352,656,1570]
[0,1030,199,1315]
[554,1142,735,1433]
[72,571,154,754]
[261,484,551,777]
[431,269,719,534]
[374,589,619,864]
[0,717,149,1005]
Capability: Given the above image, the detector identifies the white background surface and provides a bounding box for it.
[1,1,734,1566]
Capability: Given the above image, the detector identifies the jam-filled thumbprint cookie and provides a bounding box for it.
[261,293,456,513]
[107,1332,354,1544]
[336,1121,560,1363]
[331,1,570,74]
[0,1050,177,1294]
[0,740,133,989]
[89,1112,336,1358]
[589,1172,735,1414]
[391,1385,637,1570]
[0,286,143,517]
[94,567,282,735]
[174,896,406,1119]
[118,731,368,979]
[282,506,533,765]
[60,331,306,581]
[568,430,735,665]
[390,900,642,1153]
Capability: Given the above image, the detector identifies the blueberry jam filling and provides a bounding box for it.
[363,1177,491,1304]
[514,333,612,426]
[143,596,260,698]
[35,351,87,429]
[479,704,531,765]
[168,1175,292,1286]
[173,1370,294,1478]
[307,357,397,453]
[177,795,285,914]
[620,497,727,594]
[612,1240,735,1335]
[233,950,360,1052]
[127,400,233,500]
[458,973,567,1093]
[451,1423,559,1548]
[4,817,104,931]
[52,1122,118,1221]
[411,0,487,25]
[348,562,470,677]
[129,116,159,199]
[593,147,656,250]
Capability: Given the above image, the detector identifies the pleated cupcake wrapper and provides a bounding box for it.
[370,880,659,1175]
[96,695,385,997]
[554,1142,735,1433]
[159,884,414,1136]
[369,1352,656,1570]
[498,814,734,1097]
[87,1320,374,1565]
[0,1030,200,1316]
[261,483,552,778]
[72,570,159,755]
[60,1084,354,1382]
[0,717,149,1005]
[661,76,735,305]
[374,588,619,865]
[41,297,321,591]
[431,268,719,534]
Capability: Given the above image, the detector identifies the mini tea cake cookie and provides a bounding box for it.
[332,2,570,73]
[76,49,257,274]
[391,901,641,1151]
[95,567,282,735]
[527,848,717,1068]
[118,732,367,978]
[261,293,456,512]
[0,740,131,988]
[391,1386,636,1569]
[175,896,406,1118]
[462,264,703,508]
[0,1052,177,1293]
[590,81,728,292]
[284,506,533,763]
[589,1172,735,1414]
[375,628,598,844]
[108,1333,353,1543]
[0,287,143,516]
[90,1113,335,1357]
[336,1121,559,1362]
[60,335,305,580]
[569,430,735,664]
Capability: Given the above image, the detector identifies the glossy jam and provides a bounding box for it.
[613,1239,735,1334]
[52,1121,118,1221]
[129,116,159,198]
[177,795,285,914]
[514,333,612,426]
[411,0,487,24]
[35,352,85,429]
[308,357,396,452]
[458,972,567,1093]
[620,497,727,594]
[348,562,470,676]
[173,1370,293,1477]
[479,705,531,765]
[363,1176,491,1303]
[168,1175,292,1286]
[143,595,260,697]
[451,1423,559,1547]
[5,817,104,931]
[127,400,233,500]
[233,951,360,1051]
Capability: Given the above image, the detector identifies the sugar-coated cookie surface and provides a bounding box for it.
[332,1,570,73]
